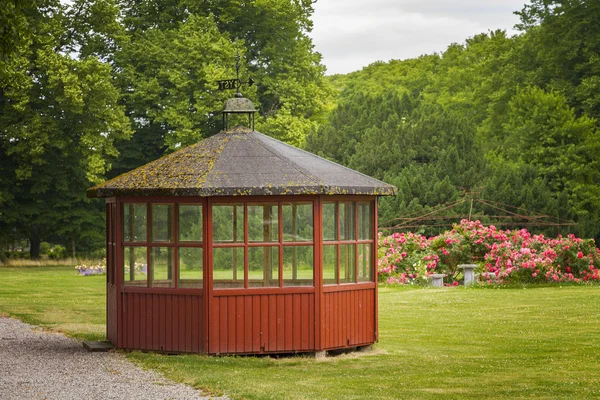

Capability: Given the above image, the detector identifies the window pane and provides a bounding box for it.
[179,205,203,242]
[123,246,147,286]
[248,204,278,243]
[213,204,244,243]
[358,202,372,240]
[283,246,313,286]
[323,244,338,285]
[151,247,174,287]
[248,246,279,287]
[340,244,356,284]
[283,203,313,242]
[179,248,203,288]
[152,204,173,242]
[213,247,244,288]
[123,204,147,242]
[340,202,355,241]
[322,203,337,241]
[358,243,373,282]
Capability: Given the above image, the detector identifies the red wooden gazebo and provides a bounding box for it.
[87,97,396,355]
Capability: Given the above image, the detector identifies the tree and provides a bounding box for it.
[497,87,600,236]
[114,0,331,149]
[0,1,131,257]
[515,0,600,121]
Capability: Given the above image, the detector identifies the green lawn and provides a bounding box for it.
[0,266,106,340]
[1,266,599,399]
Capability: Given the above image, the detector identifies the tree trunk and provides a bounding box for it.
[29,226,41,260]
[30,238,41,259]
[72,236,76,259]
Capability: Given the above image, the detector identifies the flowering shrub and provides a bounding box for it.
[379,220,600,286]
[75,261,106,276]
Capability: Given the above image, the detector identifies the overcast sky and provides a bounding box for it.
[309,0,530,75]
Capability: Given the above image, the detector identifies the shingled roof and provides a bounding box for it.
[87,126,397,198]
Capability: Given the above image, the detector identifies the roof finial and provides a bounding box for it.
[218,50,257,131]
[234,51,242,98]
[216,50,254,98]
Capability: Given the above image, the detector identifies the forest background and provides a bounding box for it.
[1,0,599,259]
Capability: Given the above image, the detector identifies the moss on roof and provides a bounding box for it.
[87,126,397,198]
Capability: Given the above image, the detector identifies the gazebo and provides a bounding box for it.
[87,95,397,355]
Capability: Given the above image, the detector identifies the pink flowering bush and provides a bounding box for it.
[379,220,600,286]
[378,231,431,285]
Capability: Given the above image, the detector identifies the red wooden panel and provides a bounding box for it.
[157,297,164,350]
[133,294,140,349]
[209,297,219,354]
[324,294,330,348]
[140,294,148,350]
[292,295,301,350]
[268,296,277,351]
[165,295,172,351]
[347,290,352,345]
[244,296,253,353]
[147,294,153,350]
[349,291,354,345]
[227,297,236,352]
[253,295,261,352]
[152,295,158,350]
[366,290,376,342]
[236,296,245,353]
[261,296,269,351]
[302,293,309,350]
[334,293,339,347]
[180,297,188,353]
[285,294,293,350]
[341,291,346,347]
[337,293,342,347]
[346,291,350,345]
[338,292,343,347]
[329,293,335,348]
[362,290,368,343]
[309,294,315,349]
[192,296,199,352]
[276,296,285,351]
[172,295,180,352]
[341,291,346,346]
[219,297,228,353]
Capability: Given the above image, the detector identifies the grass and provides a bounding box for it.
[1,266,599,398]
[1,258,80,267]
[0,265,105,340]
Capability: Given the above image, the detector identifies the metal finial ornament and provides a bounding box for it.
[216,50,254,96]
[219,50,257,131]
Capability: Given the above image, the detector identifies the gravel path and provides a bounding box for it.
[0,317,223,400]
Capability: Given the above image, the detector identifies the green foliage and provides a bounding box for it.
[115,14,243,149]
[48,245,67,260]
[112,0,331,151]
[309,4,600,239]
[0,0,131,258]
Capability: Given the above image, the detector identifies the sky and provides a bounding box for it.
[309,0,530,75]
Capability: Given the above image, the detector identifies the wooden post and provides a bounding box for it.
[292,204,297,280]
[128,204,135,281]
[233,205,238,282]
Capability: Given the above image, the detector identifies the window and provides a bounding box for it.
[212,201,314,289]
[322,201,374,285]
[122,202,204,289]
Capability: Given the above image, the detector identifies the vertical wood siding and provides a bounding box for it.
[107,283,118,344]
[121,293,204,352]
[208,293,315,354]
[322,287,376,349]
